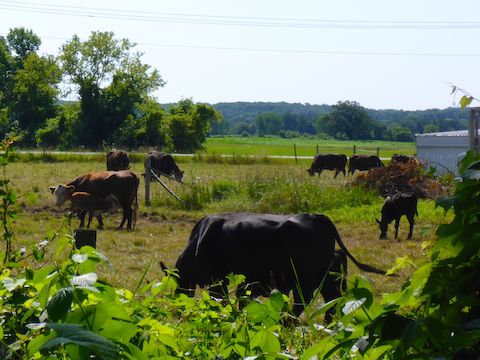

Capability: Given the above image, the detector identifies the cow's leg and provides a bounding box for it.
[342,169,346,177]
[77,211,86,228]
[321,283,342,323]
[95,214,104,230]
[334,169,340,178]
[317,169,323,177]
[86,211,93,229]
[118,204,133,229]
[406,214,415,240]
[394,217,400,239]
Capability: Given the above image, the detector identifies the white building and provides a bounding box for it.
[415,130,472,175]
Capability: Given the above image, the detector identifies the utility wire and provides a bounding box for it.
[25,35,480,57]
[1,0,479,29]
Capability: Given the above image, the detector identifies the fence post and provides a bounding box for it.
[353,145,356,154]
[376,147,380,157]
[294,143,298,163]
[145,155,151,206]
[74,229,97,249]
[316,144,319,155]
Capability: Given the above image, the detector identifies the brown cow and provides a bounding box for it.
[50,170,139,230]
[106,150,130,171]
[54,187,115,229]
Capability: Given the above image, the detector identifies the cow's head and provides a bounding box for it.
[49,184,75,206]
[307,168,315,176]
[376,218,388,240]
[174,170,184,183]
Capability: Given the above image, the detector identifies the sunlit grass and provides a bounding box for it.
[4,158,450,296]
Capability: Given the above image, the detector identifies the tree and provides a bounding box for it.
[316,100,375,140]
[11,53,62,146]
[6,28,40,69]
[423,123,440,133]
[255,112,282,135]
[59,31,164,147]
[163,99,222,152]
[387,123,414,142]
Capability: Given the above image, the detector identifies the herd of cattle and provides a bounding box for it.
[48,150,419,321]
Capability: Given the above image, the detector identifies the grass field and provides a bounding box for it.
[6,154,450,303]
[203,136,415,158]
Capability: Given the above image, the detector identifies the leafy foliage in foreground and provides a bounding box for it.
[1,140,480,358]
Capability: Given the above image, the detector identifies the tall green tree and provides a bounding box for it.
[316,100,375,140]
[163,99,222,152]
[12,53,62,146]
[59,31,164,147]
[255,112,282,135]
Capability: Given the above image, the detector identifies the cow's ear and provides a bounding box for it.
[49,186,56,194]
[375,218,381,224]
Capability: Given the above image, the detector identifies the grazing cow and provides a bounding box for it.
[307,154,347,178]
[172,213,385,320]
[391,154,416,165]
[50,170,139,230]
[145,151,184,183]
[349,155,384,175]
[106,150,130,171]
[54,188,115,229]
[376,192,418,240]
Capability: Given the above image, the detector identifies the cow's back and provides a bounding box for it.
[107,150,130,171]
[312,154,347,171]
[182,213,337,289]
[68,171,138,200]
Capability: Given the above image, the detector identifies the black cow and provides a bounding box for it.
[376,192,418,240]
[172,213,385,321]
[391,154,416,165]
[349,155,384,175]
[145,151,184,183]
[107,150,130,171]
[307,154,347,178]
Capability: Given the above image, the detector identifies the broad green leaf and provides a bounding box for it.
[246,300,281,326]
[47,287,73,322]
[250,328,281,354]
[363,344,393,360]
[41,323,119,360]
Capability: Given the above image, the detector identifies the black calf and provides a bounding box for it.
[376,193,418,240]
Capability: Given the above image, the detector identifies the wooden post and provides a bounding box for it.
[294,143,298,163]
[74,229,97,249]
[316,144,319,155]
[469,108,480,154]
[353,145,356,154]
[145,155,151,205]
[376,147,380,157]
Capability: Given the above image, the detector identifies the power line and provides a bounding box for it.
[1,0,480,30]
[29,35,480,57]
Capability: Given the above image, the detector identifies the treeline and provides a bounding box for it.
[211,101,468,141]
[0,28,221,151]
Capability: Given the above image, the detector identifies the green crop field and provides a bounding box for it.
[202,136,415,158]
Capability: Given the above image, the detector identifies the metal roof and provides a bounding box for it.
[415,130,472,137]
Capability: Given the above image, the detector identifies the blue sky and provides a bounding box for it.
[1,0,479,110]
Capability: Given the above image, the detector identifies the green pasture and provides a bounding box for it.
[203,136,415,158]
[8,156,450,298]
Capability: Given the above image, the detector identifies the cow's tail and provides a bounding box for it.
[132,178,139,230]
[331,221,386,275]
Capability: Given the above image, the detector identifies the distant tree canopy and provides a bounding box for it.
[316,101,375,140]
[0,28,221,152]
